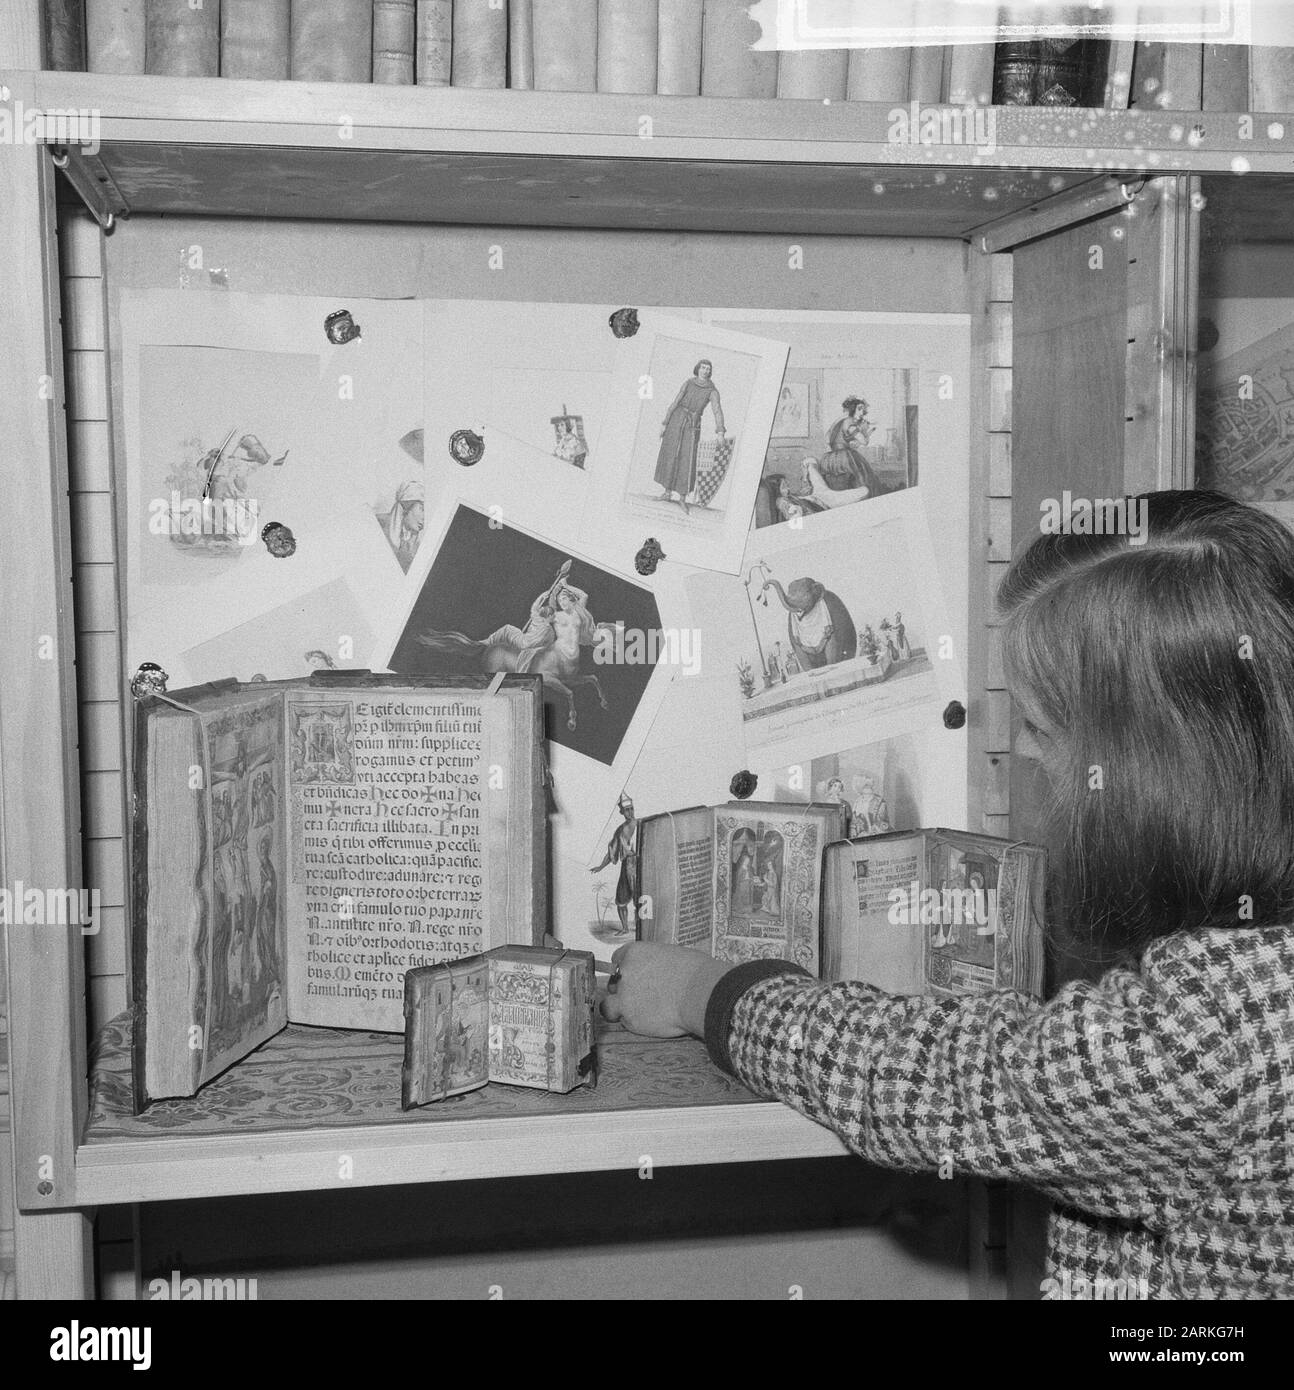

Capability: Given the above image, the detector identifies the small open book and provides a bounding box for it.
[823,828,1046,998]
[402,946,597,1106]
[637,801,848,973]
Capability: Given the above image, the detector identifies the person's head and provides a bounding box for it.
[842,396,868,420]
[617,793,634,818]
[693,360,713,380]
[999,489,1294,960]
[826,776,845,798]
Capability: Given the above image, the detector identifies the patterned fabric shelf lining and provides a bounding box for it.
[85,1011,762,1139]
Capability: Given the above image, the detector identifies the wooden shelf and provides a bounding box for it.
[73,1020,846,1206]
[75,1103,845,1205]
[25,72,1294,235]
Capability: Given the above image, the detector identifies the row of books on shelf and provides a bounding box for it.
[132,673,1044,1114]
[42,2,1294,111]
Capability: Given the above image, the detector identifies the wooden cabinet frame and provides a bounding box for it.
[1,3,1223,1299]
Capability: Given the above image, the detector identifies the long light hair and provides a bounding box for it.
[999,489,1294,963]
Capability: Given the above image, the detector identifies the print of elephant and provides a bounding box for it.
[762,576,858,670]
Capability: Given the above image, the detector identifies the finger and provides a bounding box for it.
[598,988,623,1023]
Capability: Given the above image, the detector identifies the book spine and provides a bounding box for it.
[598,0,658,95]
[374,0,416,83]
[416,0,452,85]
[45,0,87,71]
[656,0,701,95]
[533,0,597,92]
[452,0,507,88]
[1201,42,1248,112]
[85,0,146,74]
[290,0,374,82]
[509,0,533,88]
[1104,37,1135,109]
[947,42,995,105]
[1131,41,1203,111]
[220,0,290,79]
[907,43,944,102]
[145,0,220,77]
[700,0,776,98]
[776,49,847,101]
[1250,47,1294,113]
[846,47,911,103]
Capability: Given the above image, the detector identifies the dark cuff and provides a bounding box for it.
[703,960,811,1077]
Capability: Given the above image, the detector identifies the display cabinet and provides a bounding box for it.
[5,1,1260,1299]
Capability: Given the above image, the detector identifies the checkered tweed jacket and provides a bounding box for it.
[706,925,1294,1299]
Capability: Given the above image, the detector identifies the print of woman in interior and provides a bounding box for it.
[819,395,884,495]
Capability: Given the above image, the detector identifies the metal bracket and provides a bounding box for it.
[48,145,130,234]
[973,174,1149,256]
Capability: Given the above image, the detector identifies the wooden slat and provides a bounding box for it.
[986,496,1013,564]
[61,275,107,352]
[963,249,995,833]
[65,349,109,420]
[82,771,124,840]
[1123,175,1198,493]
[79,702,123,774]
[982,754,1010,817]
[986,560,1009,619]
[984,690,1013,754]
[0,74,91,1256]
[988,433,1012,497]
[68,420,113,492]
[88,906,126,979]
[989,254,1013,303]
[73,563,118,632]
[76,631,121,703]
[988,302,1012,368]
[71,491,115,565]
[58,210,105,277]
[987,367,1011,433]
[985,627,1006,690]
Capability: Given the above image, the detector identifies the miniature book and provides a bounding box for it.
[402,946,596,1106]
[823,829,1046,999]
[637,801,848,972]
[131,671,545,1107]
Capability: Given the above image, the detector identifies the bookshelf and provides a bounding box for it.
[2,12,1275,1297]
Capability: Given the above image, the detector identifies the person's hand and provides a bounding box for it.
[599,942,731,1038]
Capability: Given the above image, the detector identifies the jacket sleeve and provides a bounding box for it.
[706,956,1242,1223]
